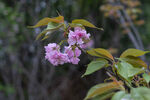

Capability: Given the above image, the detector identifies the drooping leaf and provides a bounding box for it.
[84,81,123,100]
[143,73,150,83]
[82,59,108,77]
[28,16,64,28]
[120,48,150,58]
[116,61,144,82]
[72,19,103,30]
[120,56,147,68]
[111,91,131,100]
[131,87,150,100]
[87,48,114,61]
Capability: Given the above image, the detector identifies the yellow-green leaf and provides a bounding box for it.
[72,19,103,30]
[87,48,114,61]
[84,81,123,100]
[68,23,85,29]
[28,16,64,28]
[120,48,150,58]
[87,49,102,57]
[82,59,108,77]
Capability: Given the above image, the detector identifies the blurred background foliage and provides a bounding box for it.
[0,0,150,100]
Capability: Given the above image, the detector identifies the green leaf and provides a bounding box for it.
[84,81,123,100]
[143,73,150,83]
[28,16,64,28]
[92,92,114,100]
[72,19,103,30]
[116,61,144,82]
[131,87,150,100]
[120,48,150,58]
[36,22,63,40]
[112,87,150,100]
[111,91,131,100]
[120,56,147,69]
[46,22,59,29]
[87,48,114,60]
[68,23,85,29]
[82,59,108,77]
[46,22,64,31]
[111,91,125,100]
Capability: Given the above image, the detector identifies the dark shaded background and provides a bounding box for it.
[0,0,150,100]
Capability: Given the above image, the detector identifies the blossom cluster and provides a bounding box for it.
[45,27,91,66]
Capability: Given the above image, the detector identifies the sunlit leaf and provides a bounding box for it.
[28,16,64,28]
[82,59,108,77]
[116,61,144,82]
[120,56,147,68]
[72,19,103,30]
[143,73,150,83]
[87,48,114,60]
[120,48,150,58]
[84,81,123,100]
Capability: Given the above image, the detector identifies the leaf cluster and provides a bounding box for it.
[84,48,150,100]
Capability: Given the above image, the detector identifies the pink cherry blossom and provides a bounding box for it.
[70,57,80,64]
[80,39,94,49]
[68,27,91,46]
[47,51,69,66]
[44,43,59,53]
[45,43,69,66]
[65,46,81,64]
[44,27,92,66]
